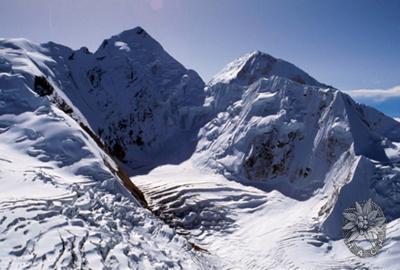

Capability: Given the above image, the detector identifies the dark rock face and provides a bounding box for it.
[244,129,299,181]
[34,76,54,96]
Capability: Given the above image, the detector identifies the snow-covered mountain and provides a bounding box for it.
[195,50,400,235]
[136,51,400,268]
[16,27,206,173]
[197,51,400,201]
[0,34,214,269]
[1,28,399,269]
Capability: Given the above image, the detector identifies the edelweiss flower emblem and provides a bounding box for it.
[342,199,386,257]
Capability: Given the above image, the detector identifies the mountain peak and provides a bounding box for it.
[96,26,162,54]
[209,50,330,88]
[118,26,149,39]
[245,50,276,61]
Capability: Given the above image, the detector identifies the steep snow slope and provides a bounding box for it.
[38,27,206,173]
[135,51,400,269]
[0,38,215,269]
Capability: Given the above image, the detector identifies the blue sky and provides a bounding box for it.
[0,0,399,117]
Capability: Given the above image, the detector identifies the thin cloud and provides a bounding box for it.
[345,85,400,102]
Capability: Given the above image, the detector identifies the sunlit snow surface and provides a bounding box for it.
[1,28,400,270]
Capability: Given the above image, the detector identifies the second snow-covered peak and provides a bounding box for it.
[209,50,330,88]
